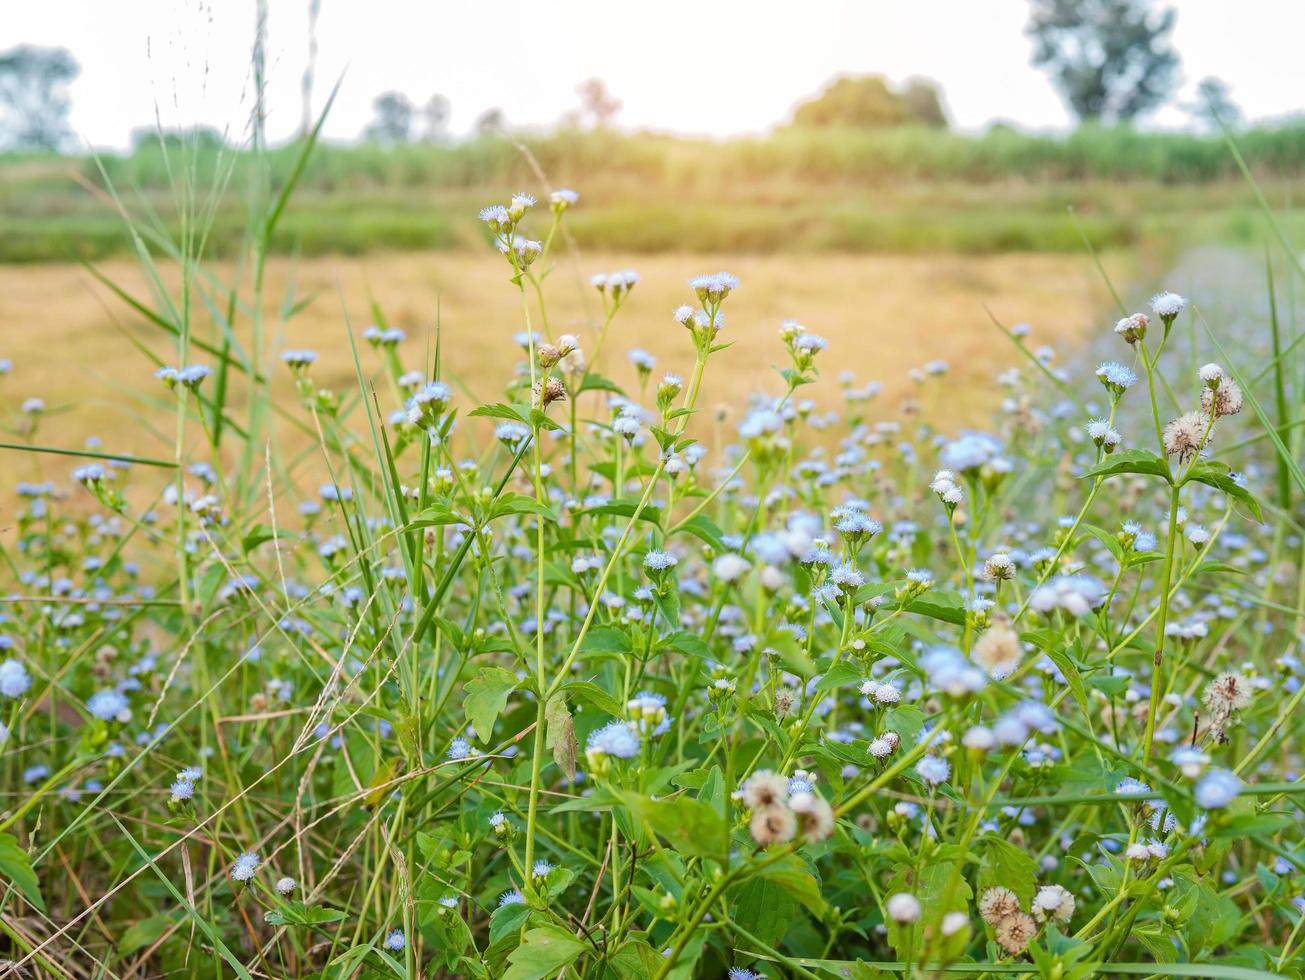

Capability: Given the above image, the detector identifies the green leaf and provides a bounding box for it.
[118,913,174,956]
[674,514,727,552]
[1079,523,1124,562]
[470,402,529,424]
[660,630,711,659]
[490,493,559,522]
[582,499,663,526]
[501,926,587,980]
[815,659,863,693]
[463,666,518,743]
[653,587,682,628]
[408,504,467,528]
[1079,448,1172,482]
[1180,460,1263,522]
[905,590,967,626]
[732,876,798,947]
[883,860,971,962]
[580,627,632,656]
[263,901,348,927]
[881,704,926,746]
[0,832,44,912]
[563,680,624,717]
[489,900,534,945]
[752,853,827,916]
[618,791,726,859]
[578,372,625,395]
[609,940,665,979]
[977,835,1038,906]
[1042,643,1089,713]
[240,523,278,554]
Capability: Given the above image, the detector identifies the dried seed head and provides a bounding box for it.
[749,804,796,846]
[972,623,1022,679]
[536,376,567,407]
[1203,672,1252,713]
[773,688,797,718]
[995,912,1037,955]
[979,886,1022,926]
[537,344,561,368]
[1162,412,1209,463]
[741,771,789,810]
[1200,377,1243,418]
[788,791,835,842]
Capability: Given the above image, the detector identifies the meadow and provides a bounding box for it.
[5,124,1305,262]
[0,116,1302,979]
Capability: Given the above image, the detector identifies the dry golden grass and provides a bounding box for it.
[0,248,1121,484]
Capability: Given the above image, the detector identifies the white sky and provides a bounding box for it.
[9,0,1305,149]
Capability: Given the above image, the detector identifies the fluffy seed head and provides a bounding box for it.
[230,852,260,882]
[741,770,788,810]
[749,804,797,846]
[1032,884,1075,924]
[995,912,1037,955]
[1203,672,1252,713]
[972,623,1022,679]
[983,553,1015,581]
[979,886,1021,925]
[1150,291,1186,318]
[1201,377,1243,417]
[886,892,921,923]
[1162,411,1209,463]
[788,791,835,842]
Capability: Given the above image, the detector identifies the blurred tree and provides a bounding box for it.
[129,125,227,152]
[0,44,79,150]
[475,107,506,136]
[1027,0,1179,123]
[899,78,949,128]
[791,75,948,129]
[1190,76,1241,131]
[576,78,621,129]
[364,91,416,143]
[421,94,451,143]
[300,0,322,137]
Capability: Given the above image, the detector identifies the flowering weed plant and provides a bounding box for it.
[0,141,1302,979]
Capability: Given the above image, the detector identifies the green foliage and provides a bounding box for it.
[791,74,948,129]
[0,74,1300,980]
[10,122,1305,262]
[463,666,518,743]
[1027,0,1179,123]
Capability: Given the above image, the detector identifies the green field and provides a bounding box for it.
[3,123,1305,263]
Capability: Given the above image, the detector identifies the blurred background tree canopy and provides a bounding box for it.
[0,44,80,150]
[790,74,948,129]
[1026,0,1179,123]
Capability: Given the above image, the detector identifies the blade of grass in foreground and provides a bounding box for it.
[0,441,177,468]
[110,816,257,980]
[1263,251,1295,510]
[984,305,1085,413]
